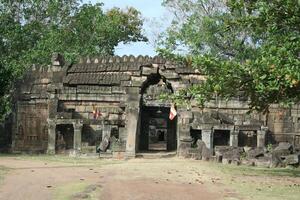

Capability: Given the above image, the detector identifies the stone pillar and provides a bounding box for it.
[125,106,139,158]
[257,126,267,148]
[73,123,83,152]
[177,110,194,157]
[230,130,239,147]
[202,129,213,150]
[47,120,56,154]
[177,123,193,158]
[125,87,140,158]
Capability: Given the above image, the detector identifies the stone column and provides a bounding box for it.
[257,126,268,148]
[125,106,139,158]
[125,87,140,158]
[230,130,239,147]
[202,129,213,150]
[176,109,194,157]
[73,123,83,153]
[47,120,56,154]
[102,125,112,140]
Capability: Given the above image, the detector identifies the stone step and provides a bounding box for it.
[136,151,177,159]
[81,146,97,154]
[99,152,113,158]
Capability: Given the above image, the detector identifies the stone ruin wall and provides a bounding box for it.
[11,65,59,152]
[7,55,300,154]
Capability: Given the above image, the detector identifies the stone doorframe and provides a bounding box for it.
[47,119,83,154]
[190,124,268,151]
[235,125,268,148]
[189,124,235,152]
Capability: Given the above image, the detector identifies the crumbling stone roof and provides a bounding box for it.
[64,55,168,85]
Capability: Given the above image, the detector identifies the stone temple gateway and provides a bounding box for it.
[4,54,300,158]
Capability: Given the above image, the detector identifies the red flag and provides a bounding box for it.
[96,109,102,119]
[92,108,97,119]
[169,104,177,120]
[92,107,101,119]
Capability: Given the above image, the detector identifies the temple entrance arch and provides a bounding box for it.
[137,73,177,152]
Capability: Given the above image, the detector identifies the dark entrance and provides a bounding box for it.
[238,131,257,147]
[190,129,202,148]
[55,124,74,153]
[139,106,177,152]
[213,129,230,147]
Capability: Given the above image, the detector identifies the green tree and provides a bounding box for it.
[0,0,147,117]
[159,0,300,112]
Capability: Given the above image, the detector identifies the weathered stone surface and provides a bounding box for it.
[180,111,193,119]
[201,144,212,160]
[9,54,300,161]
[222,158,232,164]
[215,146,244,160]
[178,141,192,158]
[131,76,147,87]
[273,142,293,156]
[160,70,180,79]
[175,67,199,74]
[99,135,109,152]
[255,157,271,168]
[270,153,283,168]
[241,159,255,166]
[142,65,157,75]
[247,148,265,159]
[108,114,119,121]
[283,154,300,166]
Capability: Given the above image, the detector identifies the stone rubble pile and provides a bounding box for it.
[185,141,300,168]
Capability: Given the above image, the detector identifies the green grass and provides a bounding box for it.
[205,162,300,200]
[0,153,122,166]
[54,182,101,200]
[212,162,300,178]
[54,182,89,200]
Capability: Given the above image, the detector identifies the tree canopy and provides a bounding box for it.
[0,0,147,117]
[159,0,300,112]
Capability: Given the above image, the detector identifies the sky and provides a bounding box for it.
[85,0,171,56]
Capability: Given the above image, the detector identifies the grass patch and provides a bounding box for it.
[54,182,88,200]
[205,162,300,200]
[211,162,300,177]
[54,182,101,200]
[224,175,300,200]
[0,154,122,166]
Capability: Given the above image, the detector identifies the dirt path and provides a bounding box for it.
[0,157,225,200]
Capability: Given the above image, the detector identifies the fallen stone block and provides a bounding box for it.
[283,154,300,166]
[247,147,265,159]
[222,158,232,165]
[241,159,255,166]
[270,152,283,168]
[273,142,293,156]
[232,159,241,166]
[255,157,271,168]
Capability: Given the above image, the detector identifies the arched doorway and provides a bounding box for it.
[138,73,177,152]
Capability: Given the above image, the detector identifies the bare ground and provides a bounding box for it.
[0,156,299,200]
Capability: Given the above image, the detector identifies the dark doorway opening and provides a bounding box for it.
[190,129,202,148]
[139,106,177,152]
[238,131,257,147]
[213,129,230,147]
[55,124,74,153]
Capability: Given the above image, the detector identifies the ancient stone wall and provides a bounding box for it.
[8,54,300,155]
[11,65,62,152]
